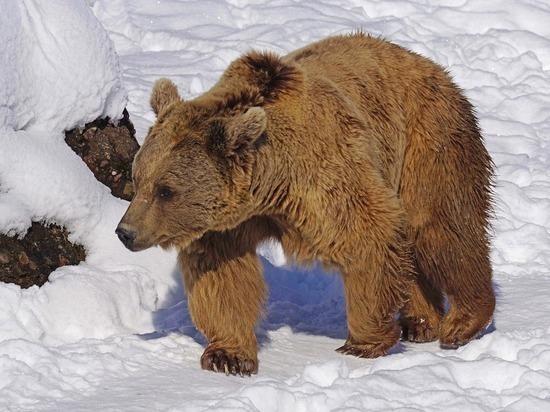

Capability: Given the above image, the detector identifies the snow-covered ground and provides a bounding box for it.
[1,0,549,410]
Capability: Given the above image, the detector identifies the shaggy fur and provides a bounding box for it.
[116,32,495,376]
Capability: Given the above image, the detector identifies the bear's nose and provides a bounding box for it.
[115,226,136,250]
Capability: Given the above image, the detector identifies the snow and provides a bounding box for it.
[0,0,126,133]
[1,0,549,410]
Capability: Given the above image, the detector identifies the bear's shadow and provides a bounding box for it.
[146,257,498,353]
[147,257,349,347]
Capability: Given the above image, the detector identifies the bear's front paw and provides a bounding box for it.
[200,346,258,377]
[336,341,391,358]
[399,316,440,343]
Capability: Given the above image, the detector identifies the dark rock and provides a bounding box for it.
[65,108,139,201]
[0,222,86,288]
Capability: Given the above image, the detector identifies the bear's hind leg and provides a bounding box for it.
[416,222,495,349]
[440,270,495,349]
[179,230,268,376]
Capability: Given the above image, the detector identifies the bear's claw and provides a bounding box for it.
[200,348,258,377]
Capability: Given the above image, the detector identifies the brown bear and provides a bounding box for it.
[116,32,495,376]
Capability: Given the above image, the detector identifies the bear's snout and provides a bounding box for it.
[115,224,137,251]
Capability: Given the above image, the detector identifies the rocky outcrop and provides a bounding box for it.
[65,109,139,201]
[0,222,86,288]
[0,110,139,288]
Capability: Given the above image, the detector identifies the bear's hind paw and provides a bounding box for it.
[439,313,493,349]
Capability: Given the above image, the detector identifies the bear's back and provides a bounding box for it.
[283,33,439,99]
[281,33,441,188]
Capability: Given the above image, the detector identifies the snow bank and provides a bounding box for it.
[205,329,550,411]
[0,0,178,348]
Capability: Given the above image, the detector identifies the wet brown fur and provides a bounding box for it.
[117,33,495,375]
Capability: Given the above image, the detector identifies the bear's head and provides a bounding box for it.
[115,78,268,252]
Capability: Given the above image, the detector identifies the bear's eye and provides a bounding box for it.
[156,185,174,201]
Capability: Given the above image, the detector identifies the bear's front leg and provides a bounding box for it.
[178,236,267,377]
[337,233,412,358]
[337,268,403,358]
[399,277,444,343]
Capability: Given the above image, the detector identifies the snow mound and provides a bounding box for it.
[0,0,126,133]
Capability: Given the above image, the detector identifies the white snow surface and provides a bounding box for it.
[1,0,549,410]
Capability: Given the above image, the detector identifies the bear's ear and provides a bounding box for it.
[150,78,181,115]
[225,107,267,161]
